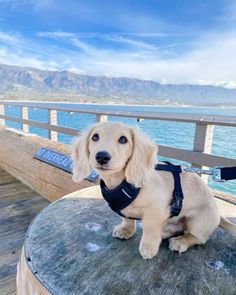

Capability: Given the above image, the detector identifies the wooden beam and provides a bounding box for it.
[158,144,236,167]
[193,123,214,181]
[193,124,214,158]
[0,126,93,201]
[21,106,29,133]
[48,109,58,141]
[0,104,5,126]
[96,114,108,123]
[0,114,79,136]
[1,101,236,126]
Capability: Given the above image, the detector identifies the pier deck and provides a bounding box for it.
[0,168,49,295]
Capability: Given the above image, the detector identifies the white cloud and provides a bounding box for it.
[0,31,23,46]
[103,35,157,50]
[0,31,62,70]
[197,80,236,89]
[46,30,236,88]
[37,31,159,52]
[37,31,75,38]
[1,29,236,88]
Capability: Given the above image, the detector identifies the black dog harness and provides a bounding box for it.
[100,162,184,219]
[100,179,140,219]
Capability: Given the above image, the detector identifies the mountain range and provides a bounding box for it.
[0,63,235,106]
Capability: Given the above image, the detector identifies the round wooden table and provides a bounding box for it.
[17,187,236,295]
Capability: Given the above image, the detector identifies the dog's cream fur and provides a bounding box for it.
[72,121,236,259]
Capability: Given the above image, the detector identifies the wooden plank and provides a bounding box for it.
[0,189,49,255]
[158,144,236,167]
[193,123,214,180]
[0,249,22,283]
[0,169,18,185]
[21,106,29,133]
[0,126,93,201]
[0,104,5,126]
[0,169,49,295]
[0,276,17,295]
[0,181,33,196]
[1,101,236,126]
[96,114,108,123]
[48,109,57,141]
[0,196,48,232]
[0,114,79,136]
[193,124,214,156]
[213,190,236,206]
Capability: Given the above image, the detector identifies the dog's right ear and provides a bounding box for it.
[71,126,94,182]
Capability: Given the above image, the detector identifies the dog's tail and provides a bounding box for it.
[219,216,236,236]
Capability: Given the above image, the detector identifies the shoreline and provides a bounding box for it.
[1,99,236,109]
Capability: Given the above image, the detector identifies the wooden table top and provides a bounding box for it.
[23,187,236,295]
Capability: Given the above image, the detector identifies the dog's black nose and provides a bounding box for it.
[95,151,111,165]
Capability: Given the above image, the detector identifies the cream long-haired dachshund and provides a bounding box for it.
[72,121,236,259]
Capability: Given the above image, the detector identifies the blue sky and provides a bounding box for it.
[0,0,236,87]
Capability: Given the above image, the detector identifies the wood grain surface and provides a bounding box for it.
[0,168,49,295]
[18,187,236,295]
[0,126,94,201]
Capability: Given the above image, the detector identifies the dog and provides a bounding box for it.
[72,121,236,259]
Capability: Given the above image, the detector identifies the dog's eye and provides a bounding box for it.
[118,136,128,144]
[92,133,99,142]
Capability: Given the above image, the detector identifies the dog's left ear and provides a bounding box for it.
[125,127,157,187]
[71,126,95,182]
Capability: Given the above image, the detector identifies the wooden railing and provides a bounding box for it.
[0,101,236,169]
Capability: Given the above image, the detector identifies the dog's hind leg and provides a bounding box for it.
[162,218,186,239]
[169,233,205,253]
[169,206,220,253]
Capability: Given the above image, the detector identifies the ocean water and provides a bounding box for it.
[4,104,236,196]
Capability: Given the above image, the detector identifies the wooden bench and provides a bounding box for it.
[16,186,236,295]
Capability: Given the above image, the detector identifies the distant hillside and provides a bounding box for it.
[0,63,235,106]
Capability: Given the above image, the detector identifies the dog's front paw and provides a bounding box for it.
[169,236,189,253]
[139,240,159,260]
[112,224,135,240]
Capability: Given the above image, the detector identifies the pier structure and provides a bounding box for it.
[0,101,235,294]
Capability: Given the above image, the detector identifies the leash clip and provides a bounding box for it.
[212,166,225,182]
[182,165,225,182]
[181,165,213,175]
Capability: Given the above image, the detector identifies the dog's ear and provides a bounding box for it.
[125,127,157,187]
[71,126,94,182]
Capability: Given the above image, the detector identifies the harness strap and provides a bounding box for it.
[170,169,184,217]
[100,162,184,220]
[155,162,184,217]
[155,163,182,174]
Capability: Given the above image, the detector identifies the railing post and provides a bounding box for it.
[48,109,58,141]
[96,114,108,123]
[0,104,5,126]
[21,106,29,132]
[193,123,214,181]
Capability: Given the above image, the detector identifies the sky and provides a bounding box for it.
[0,0,236,88]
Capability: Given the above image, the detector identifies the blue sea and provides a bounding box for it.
[4,104,236,196]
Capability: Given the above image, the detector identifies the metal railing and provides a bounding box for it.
[0,100,236,169]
